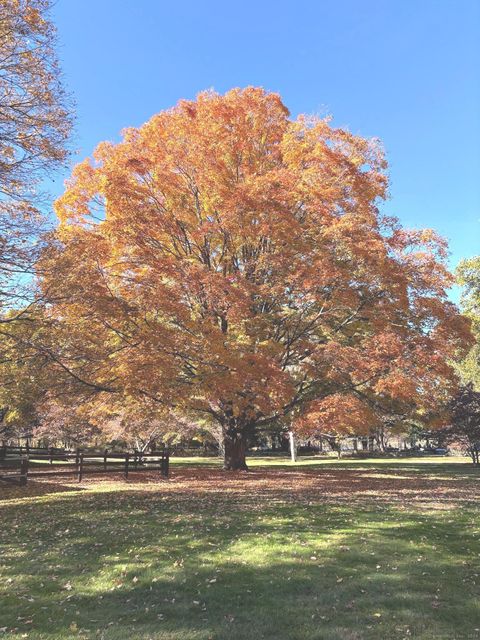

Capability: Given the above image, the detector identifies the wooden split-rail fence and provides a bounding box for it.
[0,445,169,486]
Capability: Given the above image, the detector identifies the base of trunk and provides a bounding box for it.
[223,429,248,471]
[223,460,249,471]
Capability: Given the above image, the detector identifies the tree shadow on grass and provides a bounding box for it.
[0,478,85,501]
[165,465,480,509]
[1,482,479,639]
[251,456,479,475]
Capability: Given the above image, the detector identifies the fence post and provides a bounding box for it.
[162,448,170,477]
[104,449,108,471]
[20,456,28,486]
[75,448,80,477]
[49,447,54,464]
[78,453,84,482]
[125,453,130,479]
[0,444,5,461]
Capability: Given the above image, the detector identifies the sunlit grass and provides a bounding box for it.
[0,457,479,639]
[170,454,472,467]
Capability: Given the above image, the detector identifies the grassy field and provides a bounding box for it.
[1,456,479,639]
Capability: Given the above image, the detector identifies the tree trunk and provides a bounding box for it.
[223,428,248,471]
[289,431,297,462]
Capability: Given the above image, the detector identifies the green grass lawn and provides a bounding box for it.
[1,456,479,639]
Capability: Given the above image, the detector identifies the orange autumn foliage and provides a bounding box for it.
[40,88,472,468]
[294,394,382,437]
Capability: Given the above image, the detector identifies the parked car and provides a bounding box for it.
[432,447,448,455]
[423,447,448,455]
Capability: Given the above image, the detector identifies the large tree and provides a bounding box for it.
[40,88,471,469]
[0,0,72,441]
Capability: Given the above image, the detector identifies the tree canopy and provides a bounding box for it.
[456,256,480,388]
[0,0,72,439]
[38,88,471,468]
[0,0,72,313]
[440,384,480,464]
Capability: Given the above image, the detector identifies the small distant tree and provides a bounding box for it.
[33,398,101,448]
[439,385,480,464]
[97,402,202,452]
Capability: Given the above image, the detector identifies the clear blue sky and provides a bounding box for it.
[52,0,479,299]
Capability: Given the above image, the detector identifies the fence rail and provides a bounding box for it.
[0,446,169,485]
[0,445,70,461]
